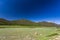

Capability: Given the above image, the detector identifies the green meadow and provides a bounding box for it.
[0,26,59,40]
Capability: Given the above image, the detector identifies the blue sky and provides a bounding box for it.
[0,0,60,24]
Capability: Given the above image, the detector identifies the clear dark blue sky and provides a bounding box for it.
[0,0,60,24]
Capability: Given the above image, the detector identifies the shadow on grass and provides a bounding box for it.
[46,33,59,37]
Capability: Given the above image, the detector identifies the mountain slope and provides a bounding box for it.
[11,19,36,26]
[0,18,12,25]
[0,18,59,27]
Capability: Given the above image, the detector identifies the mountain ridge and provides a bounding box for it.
[0,18,59,27]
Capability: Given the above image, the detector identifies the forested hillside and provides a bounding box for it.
[0,18,59,27]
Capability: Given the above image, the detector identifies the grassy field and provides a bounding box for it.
[0,25,38,28]
[0,26,59,40]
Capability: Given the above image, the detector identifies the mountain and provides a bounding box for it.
[37,21,58,27]
[11,19,36,26]
[0,18,12,25]
[10,19,60,27]
[0,18,59,27]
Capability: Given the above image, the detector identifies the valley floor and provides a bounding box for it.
[0,27,59,40]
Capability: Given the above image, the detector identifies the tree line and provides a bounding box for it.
[0,18,60,27]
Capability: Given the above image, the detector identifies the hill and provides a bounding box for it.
[37,21,59,27]
[11,19,36,26]
[0,18,59,27]
[0,18,12,25]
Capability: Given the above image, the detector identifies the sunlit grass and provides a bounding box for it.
[0,27,59,40]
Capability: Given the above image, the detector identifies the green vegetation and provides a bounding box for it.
[0,18,60,28]
[0,18,60,40]
[46,33,59,37]
[0,27,59,40]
